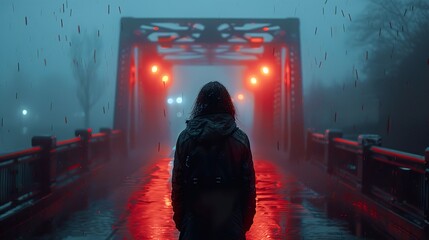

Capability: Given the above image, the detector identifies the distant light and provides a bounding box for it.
[237,94,244,100]
[262,27,270,31]
[153,26,159,31]
[250,77,258,85]
[167,98,174,104]
[249,37,264,43]
[176,97,183,104]
[22,109,28,116]
[162,75,169,83]
[151,65,158,73]
[261,66,270,75]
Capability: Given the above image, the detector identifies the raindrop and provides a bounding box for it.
[62,3,65,13]
[324,52,327,61]
[348,13,352,22]
[77,25,80,34]
[70,9,72,17]
[50,102,53,111]
[322,7,325,15]
[58,34,61,41]
[44,58,47,66]
[324,0,328,4]
[65,116,68,124]
[319,61,322,68]
[118,6,122,14]
[361,105,364,111]
[403,9,407,17]
[335,6,337,15]
[163,108,166,117]
[386,115,391,134]
[17,62,20,72]
[97,30,100,37]
[355,69,359,81]
[389,21,392,29]
[365,51,368,60]
[108,4,110,14]
[103,106,106,114]
[379,28,382,37]
[25,16,28,26]
[341,10,345,17]
[343,24,345,32]
[330,27,333,38]
[314,27,318,35]
[61,19,63,28]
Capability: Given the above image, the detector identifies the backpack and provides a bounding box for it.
[183,136,239,230]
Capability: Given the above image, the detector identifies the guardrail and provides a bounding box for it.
[306,129,429,225]
[0,128,125,217]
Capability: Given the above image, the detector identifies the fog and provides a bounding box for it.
[0,0,427,154]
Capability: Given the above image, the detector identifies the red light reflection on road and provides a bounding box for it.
[126,158,178,239]
[124,158,295,239]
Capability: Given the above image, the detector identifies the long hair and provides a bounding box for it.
[190,81,236,119]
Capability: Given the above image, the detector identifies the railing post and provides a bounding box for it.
[32,136,57,194]
[425,147,429,224]
[75,129,92,171]
[325,129,342,174]
[100,128,112,162]
[358,134,382,195]
[305,128,314,161]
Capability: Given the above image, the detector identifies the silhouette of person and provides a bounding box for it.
[171,81,256,240]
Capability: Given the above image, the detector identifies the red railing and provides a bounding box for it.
[306,129,429,225]
[0,128,125,218]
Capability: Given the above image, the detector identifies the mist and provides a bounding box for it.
[1,0,427,154]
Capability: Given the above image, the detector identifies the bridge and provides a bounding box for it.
[0,18,428,239]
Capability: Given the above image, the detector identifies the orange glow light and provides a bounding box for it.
[261,66,270,75]
[151,65,158,74]
[262,27,270,31]
[250,37,264,43]
[237,94,244,100]
[162,75,169,83]
[250,77,258,85]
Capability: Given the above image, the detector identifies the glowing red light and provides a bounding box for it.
[262,27,270,31]
[153,26,159,31]
[261,66,270,75]
[250,77,258,85]
[162,75,169,83]
[151,65,158,74]
[250,37,264,43]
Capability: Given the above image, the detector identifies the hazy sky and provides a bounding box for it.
[0,0,368,150]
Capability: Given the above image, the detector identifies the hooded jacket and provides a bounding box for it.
[171,113,256,233]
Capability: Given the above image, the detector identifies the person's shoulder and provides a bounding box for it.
[232,128,250,147]
[177,129,190,143]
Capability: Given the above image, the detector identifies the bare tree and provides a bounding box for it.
[70,31,105,128]
[350,0,429,153]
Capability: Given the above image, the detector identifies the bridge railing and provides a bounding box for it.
[306,129,429,224]
[0,128,124,217]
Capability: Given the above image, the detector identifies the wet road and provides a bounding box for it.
[31,155,371,239]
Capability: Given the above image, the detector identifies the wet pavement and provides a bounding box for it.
[28,155,379,239]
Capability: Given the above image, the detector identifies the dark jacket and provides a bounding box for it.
[171,113,256,236]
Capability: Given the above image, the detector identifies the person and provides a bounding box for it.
[171,81,256,240]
